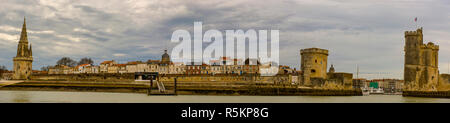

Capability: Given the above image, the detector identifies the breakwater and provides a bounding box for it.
[0,81,362,96]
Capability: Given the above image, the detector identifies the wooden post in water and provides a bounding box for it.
[148,76,153,96]
[174,77,177,95]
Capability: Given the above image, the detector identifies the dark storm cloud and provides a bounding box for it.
[1,0,450,79]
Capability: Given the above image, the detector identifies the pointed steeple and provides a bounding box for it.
[13,17,33,80]
[16,17,31,57]
[29,43,32,56]
[19,17,28,43]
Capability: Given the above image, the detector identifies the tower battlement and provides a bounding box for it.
[300,47,329,86]
[301,48,329,55]
[405,27,423,36]
[422,42,439,50]
[403,27,439,90]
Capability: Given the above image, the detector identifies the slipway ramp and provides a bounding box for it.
[0,80,24,88]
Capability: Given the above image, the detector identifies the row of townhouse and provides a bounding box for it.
[180,58,291,75]
[48,58,294,75]
[183,64,259,75]
[49,60,186,75]
[49,64,100,74]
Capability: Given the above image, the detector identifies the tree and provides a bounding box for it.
[0,66,6,71]
[78,57,94,65]
[56,57,77,67]
[0,65,7,78]
[40,66,52,71]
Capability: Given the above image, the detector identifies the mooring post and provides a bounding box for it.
[148,76,153,96]
[174,77,177,95]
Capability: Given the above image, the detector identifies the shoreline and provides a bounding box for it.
[403,91,450,98]
[0,81,363,96]
[2,81,450,99]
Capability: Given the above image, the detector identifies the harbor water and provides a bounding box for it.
[0,90,449,103]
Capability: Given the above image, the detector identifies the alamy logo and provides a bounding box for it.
[170,22,279,76]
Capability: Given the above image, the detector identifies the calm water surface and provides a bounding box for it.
[0,90,449,103]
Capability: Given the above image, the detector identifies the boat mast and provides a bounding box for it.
[356,64,359,79]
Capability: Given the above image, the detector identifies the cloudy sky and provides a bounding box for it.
[1,0,450,79]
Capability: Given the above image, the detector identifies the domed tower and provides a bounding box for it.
[329,64,335,73]
[161,50,171,65]
[13,17,33,80]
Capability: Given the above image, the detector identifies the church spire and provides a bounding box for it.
[13,17,33,80]
[29,43,32,56]
[16,17,31,57]
[19,17,28,43]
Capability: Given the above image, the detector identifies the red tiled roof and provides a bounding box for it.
[115,64,127,67]
[147,60,160,64]
[101,61,114,64]
[79,64,90,66]
[127,61,138,65]
[221,57,230,60]
[75,64,90,68]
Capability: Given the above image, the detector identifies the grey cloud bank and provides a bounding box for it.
[1,0,450,79]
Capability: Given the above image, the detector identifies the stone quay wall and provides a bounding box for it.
[31,73,295,84]
[403,91,450,98]
[31,73,135,82]
[0,81,362,96]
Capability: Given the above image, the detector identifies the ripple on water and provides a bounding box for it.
[0,91,449,103]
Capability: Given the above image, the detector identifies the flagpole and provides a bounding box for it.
[415,17,418,29]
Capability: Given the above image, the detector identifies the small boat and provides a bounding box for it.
[362,89,370,96]
[369,88,384,95]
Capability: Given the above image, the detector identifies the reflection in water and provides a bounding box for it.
[12,91,31,103]
[0,91,449,103]
[401,96,438,103]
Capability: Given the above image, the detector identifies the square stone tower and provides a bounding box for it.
[404,27,439,90]
[13,18,33,80]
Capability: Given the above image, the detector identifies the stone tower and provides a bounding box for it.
[404,27,439,90]
[13,18,33,80]
[301,48,328,85]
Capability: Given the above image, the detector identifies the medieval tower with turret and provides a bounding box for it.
[404,27,439,90]
[13,18,33,80]
[300,48,329,86]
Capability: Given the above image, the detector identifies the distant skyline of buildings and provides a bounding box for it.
[46,52,291,76]
[4,24,441,92]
